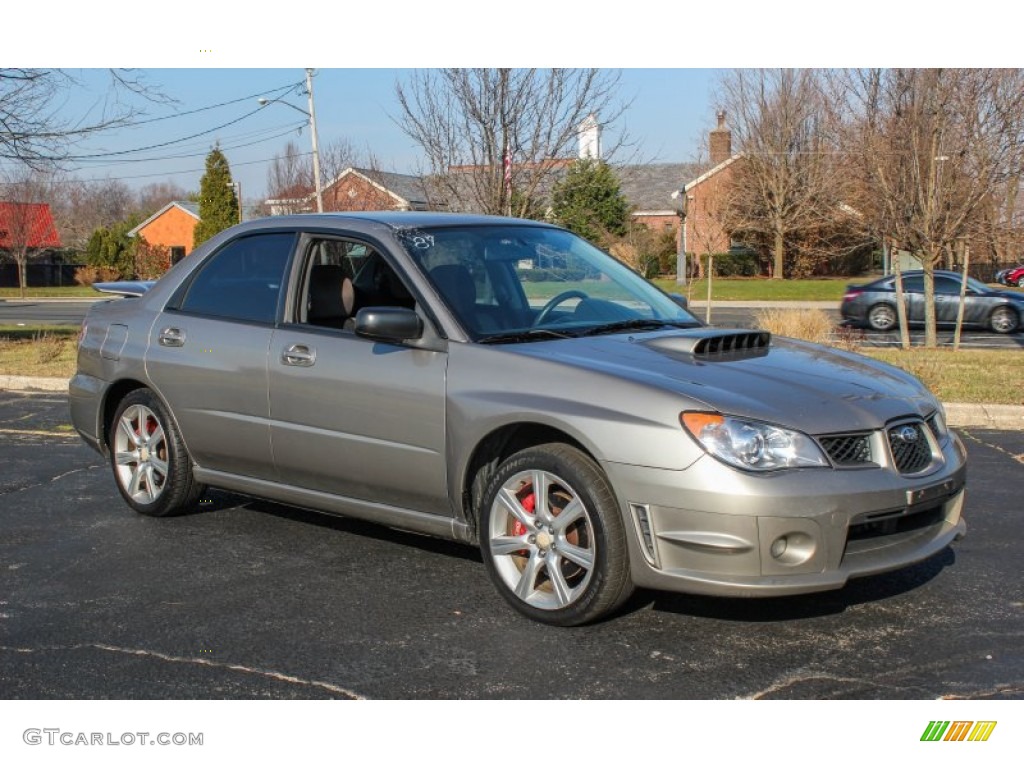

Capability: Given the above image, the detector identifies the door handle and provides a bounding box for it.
[158,327,186,347]
[282,343,316,367]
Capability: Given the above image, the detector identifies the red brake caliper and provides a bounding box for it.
[512,490,536,537]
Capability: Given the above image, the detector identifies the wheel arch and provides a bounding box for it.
[100,379,150,454]
[459,421,599,543]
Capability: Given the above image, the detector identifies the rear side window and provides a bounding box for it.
[180,233,295,323]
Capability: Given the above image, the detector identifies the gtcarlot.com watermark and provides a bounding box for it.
[23,729,203,747]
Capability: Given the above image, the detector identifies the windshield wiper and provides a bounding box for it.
[578,319,695,337]
[478,328,578,344]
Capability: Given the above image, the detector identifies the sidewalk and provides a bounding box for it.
[2,375,1020,430]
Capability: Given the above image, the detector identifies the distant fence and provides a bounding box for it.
[0,263,85,288]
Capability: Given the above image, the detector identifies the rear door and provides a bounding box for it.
[145,231,296,479]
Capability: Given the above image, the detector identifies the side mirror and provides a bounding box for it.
[669,293,689,310]
[354,307,423,342]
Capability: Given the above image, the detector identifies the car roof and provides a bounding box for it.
[240,211,560,231]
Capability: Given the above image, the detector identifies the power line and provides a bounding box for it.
[0,129,314,186]
[106,79,304,129]
[66,120,307,167]
[0,79,306,163]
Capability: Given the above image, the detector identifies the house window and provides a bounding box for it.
[170,246,186,265]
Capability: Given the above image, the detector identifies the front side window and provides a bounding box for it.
[397,225,698,341]
[180,233,295,324]
[296,237,414,329]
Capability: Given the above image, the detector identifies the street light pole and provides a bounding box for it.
[258,70,324,213]
[672,189,688,286]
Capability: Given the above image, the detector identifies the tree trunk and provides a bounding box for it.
[18,256,27,300]
[772,228,784,279]
[923,259,937,349]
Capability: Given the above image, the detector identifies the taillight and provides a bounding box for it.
[842,290,862,302]
[77,321,88,346]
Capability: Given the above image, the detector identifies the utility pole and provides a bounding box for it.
[306,69,324,213]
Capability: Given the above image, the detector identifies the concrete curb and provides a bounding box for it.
[1,376,1021,430]
[943,403,1024,430]
[0,375,69,392]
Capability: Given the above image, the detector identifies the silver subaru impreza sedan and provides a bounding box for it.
[70,212,967,625]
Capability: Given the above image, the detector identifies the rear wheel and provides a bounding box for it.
[867,303,897,331]
[110,389,202,517]
[480,443,632,626]
[1016,275,1024,288]
[989,306,1020,334]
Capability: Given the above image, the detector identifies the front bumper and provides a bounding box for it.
[604,431,967,598]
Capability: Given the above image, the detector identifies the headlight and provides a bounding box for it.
[681,412,829,471]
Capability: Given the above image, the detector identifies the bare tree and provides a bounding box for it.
[716,69,868,279]
[136,180,189,217]
[394,69,629,216]
[838,68,1024,347]
[265,138,360,210]
[0,167,60,297]
[1,69,165,167]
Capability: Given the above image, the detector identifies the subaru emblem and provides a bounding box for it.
[895,426,919,443]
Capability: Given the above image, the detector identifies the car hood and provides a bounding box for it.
[506,330,936,434]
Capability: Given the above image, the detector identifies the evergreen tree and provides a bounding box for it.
[84,214,143,278]
[550,158,630,246]
[193,146,240,246]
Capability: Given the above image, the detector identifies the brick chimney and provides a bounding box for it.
[709,111,731,165]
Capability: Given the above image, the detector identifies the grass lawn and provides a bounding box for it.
[652,277,852,301]
[521,277,853,302]
[861,348,1023,405]
[0,327,77,378]
[0,286,99,298]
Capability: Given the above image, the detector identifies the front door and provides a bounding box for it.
[266,235,449,516]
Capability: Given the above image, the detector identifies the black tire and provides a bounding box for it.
[1017,276,1024,288]
[109,388,203,517]
[989,306,1020,334]
[867,303,897,332]
[479,443,633,626]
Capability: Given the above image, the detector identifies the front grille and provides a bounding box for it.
[819,433,872,466]
[887,421,933,474]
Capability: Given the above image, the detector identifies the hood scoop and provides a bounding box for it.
[644,329,771,358]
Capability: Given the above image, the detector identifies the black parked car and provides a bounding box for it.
[841,270,1024,334]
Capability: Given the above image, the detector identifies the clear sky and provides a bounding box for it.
[23,68,723,204]
[4,0,1009,206]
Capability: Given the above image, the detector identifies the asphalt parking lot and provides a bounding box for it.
[1,391,1021,699]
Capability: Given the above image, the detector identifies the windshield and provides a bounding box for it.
[397,224,698,341]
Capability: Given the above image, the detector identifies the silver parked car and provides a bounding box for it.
[71,213,967,625]
[841,269,1024,333]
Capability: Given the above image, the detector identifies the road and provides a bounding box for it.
[0,300,101,327]
[1,392,1021,699]
[3,299,1022,350]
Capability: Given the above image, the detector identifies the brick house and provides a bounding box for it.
[617,163,700,235]
[127,201,200,267]
[681,112,741,259]
[265,167,435,215]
